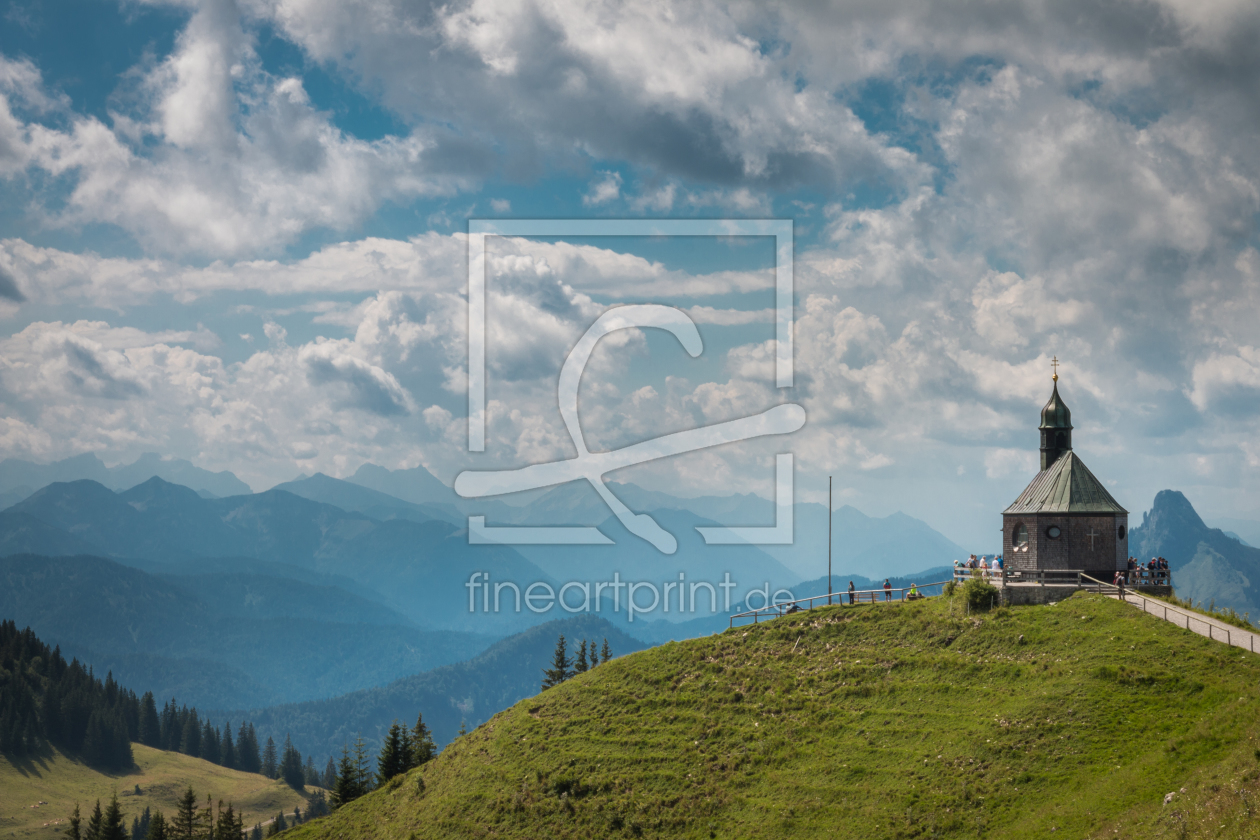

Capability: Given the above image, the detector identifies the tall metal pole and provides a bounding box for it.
[828,476,833,605]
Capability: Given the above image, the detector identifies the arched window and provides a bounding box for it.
[1014,523,1029,548]
[1055,432,1066,450]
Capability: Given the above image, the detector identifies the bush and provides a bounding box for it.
[943,580,957,596]
[961,578,1000,612]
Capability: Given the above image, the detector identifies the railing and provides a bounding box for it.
[1080,574,1255,652]
[729,581,951,628]
[953,568,1172,587]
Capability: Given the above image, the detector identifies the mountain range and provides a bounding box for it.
[1130,489,1260,620]
[0,554,493,709]
[230,614,645,761]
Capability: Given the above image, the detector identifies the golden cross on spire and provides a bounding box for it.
[1051,356,1059,382]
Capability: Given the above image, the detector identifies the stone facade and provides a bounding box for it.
[1003,513,1128,578]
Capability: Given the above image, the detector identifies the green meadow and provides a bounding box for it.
[284,591,1260,839]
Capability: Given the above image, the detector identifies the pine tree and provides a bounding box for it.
[457,720,467,736]
[138,693,160,748]
[200,721,220,765]
[180,710,200,757]
[250,824,262,840]
[376,721,406,785]
[85,800,103,840]
[322,756,337,790]
[237,723,261,774]
[601,637,611,663]
[143,813,167,840]
[220,722,236,770]
[215,803,240,840]
[304,754,319,787]
[169,787,197,840]
[261,736,278,779]
[331,744,362,808]
[589,642,599,667]
[575,639,589,673]
[65,803,81,840]
[352,735,371,795]
[101,795,127,840]
[410,713,435,768]
[280,735,305,789]
[130,807,151,840]
[541,634,573,689]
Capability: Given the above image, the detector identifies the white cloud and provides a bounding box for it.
[582,170,622,206]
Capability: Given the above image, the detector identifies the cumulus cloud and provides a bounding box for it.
[0,2,467,256]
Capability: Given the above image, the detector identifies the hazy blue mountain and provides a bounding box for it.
[231,614,646,762]
[0,554,495,707]
[1209,517,1260,548]
[3,477,555,633]
[0,452,251,497]
[1130,490,1260,619]
[159,572,416,627]
[272,472,461,525]
[0,510,103,556]
[0,486,33,509]
[348,462,452,505]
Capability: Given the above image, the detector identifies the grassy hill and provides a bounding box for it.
[284,592,1260,839]
[1,744,317,840]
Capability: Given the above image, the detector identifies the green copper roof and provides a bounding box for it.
[1003,450,1128,515]
[1039,381,1072,430]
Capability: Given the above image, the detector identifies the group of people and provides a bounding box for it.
[1120,556,1170,584]
[954,555,1004,579]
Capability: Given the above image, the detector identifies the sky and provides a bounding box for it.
[0,0,1258,551]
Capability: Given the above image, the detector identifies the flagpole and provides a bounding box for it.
[828,476,833,605]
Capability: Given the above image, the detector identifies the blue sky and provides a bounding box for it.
[1,0,1258,550]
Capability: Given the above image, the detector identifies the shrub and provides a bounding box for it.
[961,578,1000,612]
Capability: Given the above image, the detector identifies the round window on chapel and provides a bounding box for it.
[1118,525,1127,541]
[1047,525,1062,539]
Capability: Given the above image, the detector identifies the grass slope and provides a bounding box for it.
[1,744,318,840]
[286,592,1260,840]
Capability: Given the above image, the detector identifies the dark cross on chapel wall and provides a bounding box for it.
[1087,528,1100,550]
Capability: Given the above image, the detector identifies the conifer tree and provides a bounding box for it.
[322,757,337,790]
[352,735,371,795]
[85,800,104,840]
[180,711,200,757]
[101,795,127,840]
[601,637,611,663]
[220,723,236,770]
[261,736,278,779]
[169,787,197,840]
[65,803,81,840]
[331,744,363,808]
[410,713,435,767]
[457,720,467,736]
[237,723,261,774]
[376,721,406,784]
[541,634,573,689]
[575,640,589,673]
[280,735,305,789]
[250,824,263,840]
[200,722,220,765]
[143,813,167,840]
[130,807,151,840]
[304,755,319,787]
[589,643,599,667]
[138,694,160,748]
[215,803,241,840]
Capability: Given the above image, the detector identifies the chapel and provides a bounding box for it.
[1001,361,1128,580]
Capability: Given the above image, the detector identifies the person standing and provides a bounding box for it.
[883,578,892,601]
[848,581,856,605]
